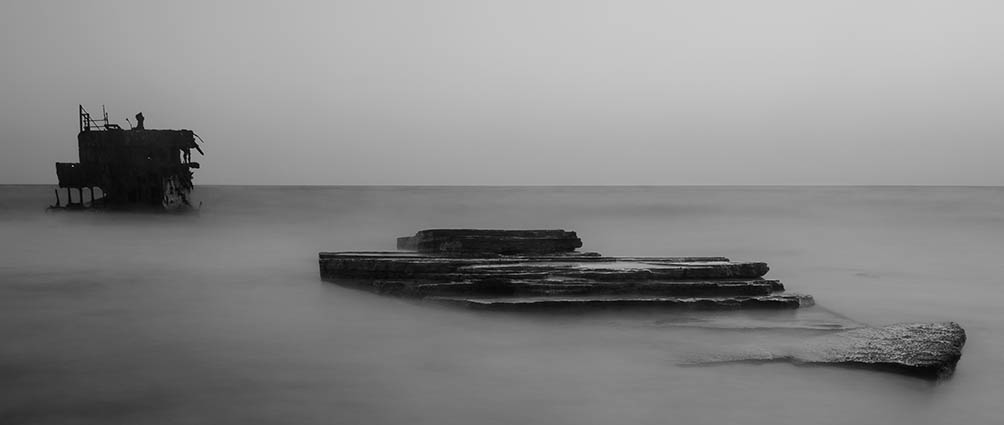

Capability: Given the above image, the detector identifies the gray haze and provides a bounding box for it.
[2,0,1003,185]
[4,185,1004,424]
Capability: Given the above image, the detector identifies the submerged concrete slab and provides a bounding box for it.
[372,278,784,297]
[460,261,770,280]
[652,306,865,331]
[396,229,583,254]
[319,253,767,280]
[318,229,966,379]
[687,322,967,379]
[427,294,814,312]
[320,248,793,311]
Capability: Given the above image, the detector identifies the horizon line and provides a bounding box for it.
[3,183,1003,188]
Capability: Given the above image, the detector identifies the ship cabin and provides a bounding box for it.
[54,105,203,209]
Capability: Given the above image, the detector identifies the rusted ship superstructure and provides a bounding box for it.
[53,105,203,210]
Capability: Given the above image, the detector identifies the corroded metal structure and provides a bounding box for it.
[53,105,203,210]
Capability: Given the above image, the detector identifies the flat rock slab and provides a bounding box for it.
[319,250,795,310]
[322,229,796,312]
[461,261,770,281]
[652,306,865,331]
[416,278,784,297]
[318,229,964,378]
[686,322,967,379]
[319,252,768,281]
[370,278,784,297]
[427,294,814,312]
[396,229,583,254]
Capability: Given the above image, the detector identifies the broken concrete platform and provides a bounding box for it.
[396,229,583,254]
[686,322,967,379]
[318,229,966,378]
[426,294,813,312]
[319,229,808,312]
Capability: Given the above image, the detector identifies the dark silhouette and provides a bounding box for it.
[53,105,203,210]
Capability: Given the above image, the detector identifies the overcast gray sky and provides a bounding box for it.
[2,0,1002,185]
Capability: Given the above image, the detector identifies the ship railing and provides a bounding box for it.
[79,104,117,132]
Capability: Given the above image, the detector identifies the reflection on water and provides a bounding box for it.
[1,186,1003,424]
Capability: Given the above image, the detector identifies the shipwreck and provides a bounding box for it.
[319,229,967,379]
[52,105,204,210]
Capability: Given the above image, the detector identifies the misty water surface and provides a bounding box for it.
[1,186,1002,424]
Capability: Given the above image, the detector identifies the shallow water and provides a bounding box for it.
[1,185,1002,424]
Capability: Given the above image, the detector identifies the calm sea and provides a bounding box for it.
[1,185,1002,424]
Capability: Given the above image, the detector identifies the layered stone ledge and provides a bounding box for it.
[396,229,583,254]
[318,229,966,378]
[687,322,967,379]
[427,294,813,312]
[318,251,805,311]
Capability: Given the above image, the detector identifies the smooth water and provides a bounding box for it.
[2,186,1002,424]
